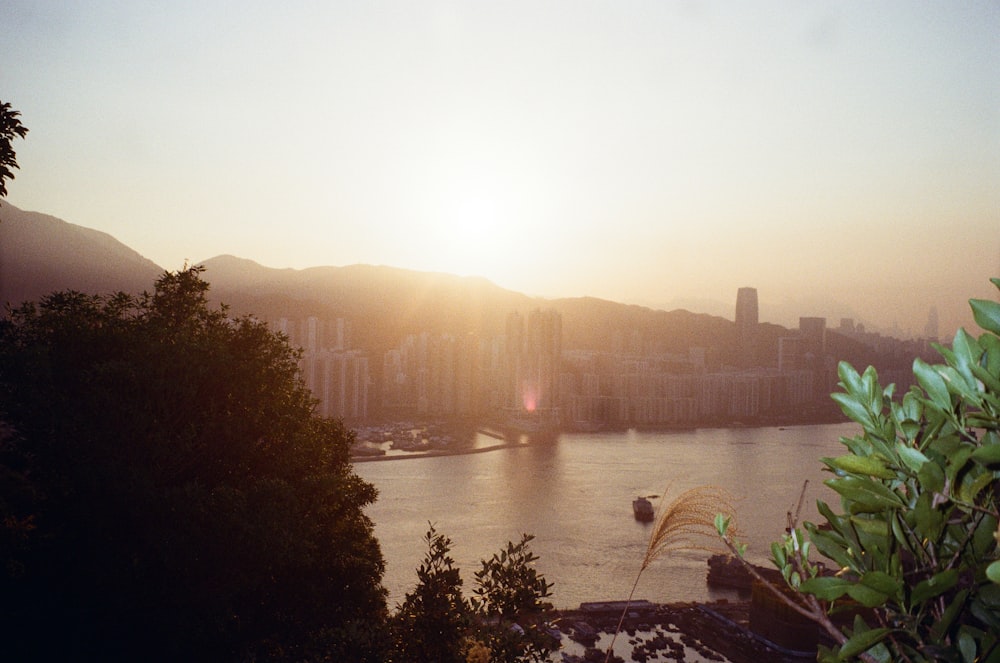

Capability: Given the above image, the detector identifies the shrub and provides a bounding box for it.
[0,267,388,661]
[720,278,1000,662]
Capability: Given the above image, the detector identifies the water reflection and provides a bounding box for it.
[356,423,857,608]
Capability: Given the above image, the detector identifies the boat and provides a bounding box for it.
[633,496,654,522]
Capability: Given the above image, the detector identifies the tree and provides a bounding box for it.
[392,524,470,663]
[392,528,557,663]
[0,267,388,661]
[719,278,1000,662]
[470,534,557,663]
[0,100,28,199]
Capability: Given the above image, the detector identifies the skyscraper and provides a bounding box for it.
[735,287,758,367]
[798,317,827,357]
[504,309,562,431]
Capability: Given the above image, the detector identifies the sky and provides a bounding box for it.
[2,1,998,339]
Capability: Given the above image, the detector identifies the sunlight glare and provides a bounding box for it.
[451,194,500,249]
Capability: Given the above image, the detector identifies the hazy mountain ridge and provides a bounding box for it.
[0,203,162,307]
[1,204,877,371]
[197,256,762,359]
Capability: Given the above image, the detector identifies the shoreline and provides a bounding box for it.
[351,440,523,462]
[350,420,850,463]
[351,427,513,462]
[551,598,815,663]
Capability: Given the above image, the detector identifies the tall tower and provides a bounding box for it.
[735,287,758,367]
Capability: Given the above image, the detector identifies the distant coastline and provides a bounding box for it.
[349,417,851,463]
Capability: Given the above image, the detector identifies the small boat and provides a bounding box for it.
[633,496,654,522]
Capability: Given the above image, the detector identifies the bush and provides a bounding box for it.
[391,528,556,663]
[0,267,388,661]
[721,278,1000,662]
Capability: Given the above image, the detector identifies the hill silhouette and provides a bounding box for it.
[1,203,877,373]
[196,255,772,366]
[0,203,161,307]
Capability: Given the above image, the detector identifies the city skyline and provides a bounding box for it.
[2,1,998,339]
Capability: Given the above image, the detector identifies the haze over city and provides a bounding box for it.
[2,1,997,338]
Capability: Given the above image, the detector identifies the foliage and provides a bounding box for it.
[719,278,1000,662]
[470,533,557,663]
[0,267,388,661]
[393,524,470,663]
[0,100,28,199]
[392,528,556,663]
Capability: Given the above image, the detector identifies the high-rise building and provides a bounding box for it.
[798,317,827,357]
[504,309,562,430]
[735,287,758,367]
[778,336,803,372]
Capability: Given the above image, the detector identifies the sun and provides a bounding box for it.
[451,195,500,248]
[435,194,507,276]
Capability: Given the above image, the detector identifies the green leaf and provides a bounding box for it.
[850,515,889,538]
[971,442,1000,467]
[970,298,1000,335]
[838,361,865,397]
[960,470,995,504]
[847,582,891,608]
[895,443,929,473]
[806,525,854,570]
[862,365,883,413]
[987,560,1000,585]
[946,446,975,485]
[826,454,896,479]
[958,630,976,663]
[860,570,902,598]
[971,361,1000,396]
[912,568,959,604]
[831,392,876,430]
[917,459,946,494]
[838,626,892,659]
[913,492,945,541]
[971,514,998,559]
[913,358,952,412]
[826,476,905,512]
[938,365,982,405]
[774,540,790,567]
[981,333,1000,379]
[841,434,874,457]
[949,328,981,387]
[799,575,852,600]
[714,513,731,537]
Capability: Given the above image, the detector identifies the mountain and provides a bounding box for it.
[197,254,540,352]
[0,203,162,307]
[195,255,758,359]
[1,204,793,367]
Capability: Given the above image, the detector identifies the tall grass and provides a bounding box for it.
[605,485,738,662]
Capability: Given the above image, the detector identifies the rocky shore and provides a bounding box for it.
[550,599,815,663]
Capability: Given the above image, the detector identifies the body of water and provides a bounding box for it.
[355,422,857,610]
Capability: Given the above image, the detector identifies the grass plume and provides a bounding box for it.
[605,485,738,662]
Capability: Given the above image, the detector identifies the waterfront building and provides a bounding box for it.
[503,309,562,429]
[798,316,827,358]
[735,287,759,367]
[302,348,370,420]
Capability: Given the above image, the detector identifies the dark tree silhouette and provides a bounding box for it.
[0,267,389,662]
[0,100,28,199]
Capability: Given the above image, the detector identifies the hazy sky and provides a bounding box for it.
[2,1,998,338]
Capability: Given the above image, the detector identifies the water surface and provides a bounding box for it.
[356,422,856,609]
